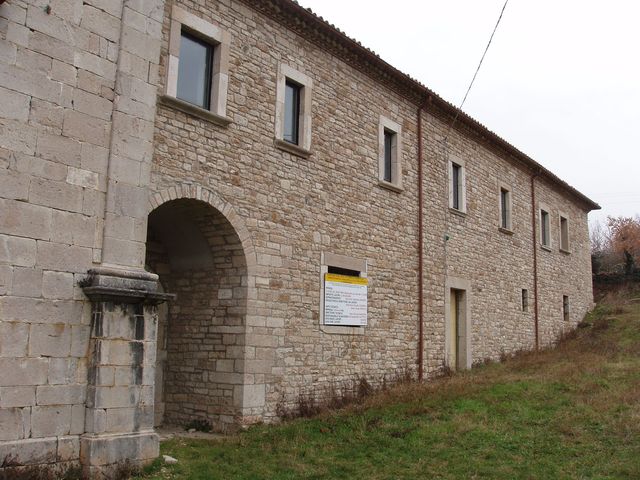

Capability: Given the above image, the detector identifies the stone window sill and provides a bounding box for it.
[540,244,552,252]
[274,138,311,159]
[560,248,571,255]
[378,179,403,193]
[449,207,467,218]
[498,227,514,235]
[320,324,366,335]
[159,95,231,127]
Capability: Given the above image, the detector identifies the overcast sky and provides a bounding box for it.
[296,0,640,225]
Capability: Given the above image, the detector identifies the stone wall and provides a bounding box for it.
[0,0,124,471]
[0,0,167,475]
[150,0,594,422]
[421,110,594,371]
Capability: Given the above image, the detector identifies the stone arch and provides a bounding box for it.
[148,184,257,273]
[146,183,262,431]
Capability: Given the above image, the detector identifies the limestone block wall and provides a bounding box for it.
[0,0,124,467]
[422,109,594,368]
[0,0,167,473]
[534,176,593,346]
[151,0,423,418]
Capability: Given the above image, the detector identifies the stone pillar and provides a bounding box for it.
[99,0,166,271]
[80,269,173,478]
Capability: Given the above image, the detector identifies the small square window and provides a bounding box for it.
[522,289,529,312]
[377,116,403,191]
[283,80,301,145]
[540,209,550,247]
[559,215,570,252]
[177,31,213,109]
[449,160,466,212]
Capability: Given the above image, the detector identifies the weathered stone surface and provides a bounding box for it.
[0,386,36,408]
[31,405,72,437]
[11,267,42,298]
[29,323,72,357]
[36,385,86,406]
[42,270,75,299]
[0,358,48,387]
[0,321,29,358]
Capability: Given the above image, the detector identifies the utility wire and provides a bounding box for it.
[445,0,510,140]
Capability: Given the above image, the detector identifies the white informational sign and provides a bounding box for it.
[323,273,368,326]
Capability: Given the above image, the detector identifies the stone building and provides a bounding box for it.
[0,0,598,476]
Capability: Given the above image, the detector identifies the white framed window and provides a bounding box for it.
[559,213,570,252]
[275,64,313,157]
[498,184,512,231]
[540,206,551,249]
[378,115,403,192]
[448,157,466,213]
[165,6,231,124]
[319,252,368,335]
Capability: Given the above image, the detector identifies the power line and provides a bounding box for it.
[445,0,510,140]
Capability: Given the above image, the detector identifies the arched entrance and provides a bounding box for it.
[146,197,249,431]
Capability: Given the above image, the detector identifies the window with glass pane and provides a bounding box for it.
[284,80,301,144]
[177,31,213,109]
[452,163,461,210]
[541,209,550,246]
[500,188,509,228]
[383,130,394,182]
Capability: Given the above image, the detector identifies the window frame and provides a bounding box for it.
[559,213,570,253]
[275,64,313,158]
[378,115,403,192]
[498,184,513,232]
[539,206,551,249]
[562,295,570,322]
[165,6,231,125]
[448,157,467,213]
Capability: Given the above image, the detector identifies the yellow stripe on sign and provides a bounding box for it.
[325,273,368,285]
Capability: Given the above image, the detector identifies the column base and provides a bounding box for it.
[80,431,158,479]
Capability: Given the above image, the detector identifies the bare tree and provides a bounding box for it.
[608,215,640,275]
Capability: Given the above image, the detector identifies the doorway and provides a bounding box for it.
[446,281,470,371]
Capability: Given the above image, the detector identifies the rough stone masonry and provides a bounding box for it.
[0,0,598,477]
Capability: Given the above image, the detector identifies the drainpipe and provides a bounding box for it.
[417,96,430,381]
[530,172,540,350]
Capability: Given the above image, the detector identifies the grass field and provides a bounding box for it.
[137,288,640,479]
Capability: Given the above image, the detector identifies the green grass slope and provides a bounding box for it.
[138,289,640,480]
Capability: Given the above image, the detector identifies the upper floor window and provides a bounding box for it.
[540,208,550,248]
[165,6,231,124]
[559,214,570,252]
[449,159,466,212]
[378,116,402,191]
[284,80,301,145]
[177,31,213,109]
[275,64,313,157]
[383,130,394,182]
[499,186,512,231]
